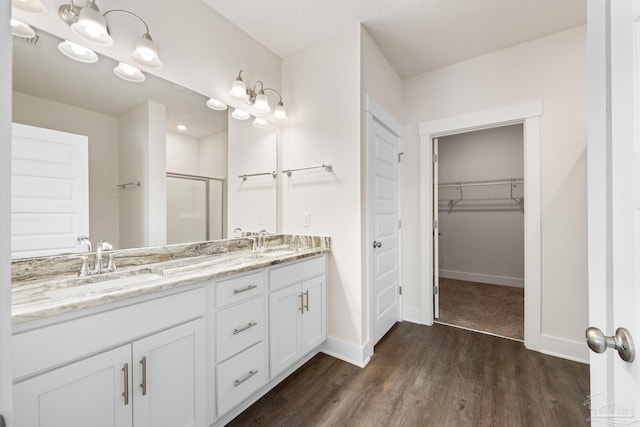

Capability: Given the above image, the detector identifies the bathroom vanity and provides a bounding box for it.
[10,235,329,427]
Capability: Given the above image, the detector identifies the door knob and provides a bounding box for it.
[585,327,635,363]
[373,241,382,249]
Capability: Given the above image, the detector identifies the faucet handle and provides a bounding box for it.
[107,254,117,273]
[73,255,90,277]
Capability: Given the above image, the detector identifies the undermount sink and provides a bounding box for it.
[45,271,165,299]
[258,249,298,257]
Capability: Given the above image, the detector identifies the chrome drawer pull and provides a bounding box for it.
[122,363,129,405]
[233,284,257,294]
[234,369,258,387]
[233,321,258,335]
[304,290,309,312]
[139,356,147,396]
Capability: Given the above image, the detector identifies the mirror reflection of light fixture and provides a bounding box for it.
[231,108,250,121]
[206,98,228,111]
[12,0,46,14]
[58,40,98,63]
[229,70,288,123]
[10,18,36,38]
[58,1,163,68]
[113,62,145,83]
[252,117,270,129]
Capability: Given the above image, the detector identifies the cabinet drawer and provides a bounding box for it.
[216,272,264,308]
[216,342,266,416]
[269,255,326,291]
[216,297,264,362]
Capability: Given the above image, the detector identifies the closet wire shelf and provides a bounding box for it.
[438,178,524,213]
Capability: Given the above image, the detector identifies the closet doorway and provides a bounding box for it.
[433,125,524,341]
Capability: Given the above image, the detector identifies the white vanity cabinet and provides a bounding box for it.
[12,288,207,427]
[269,256,326,379]
[212,271,267,418]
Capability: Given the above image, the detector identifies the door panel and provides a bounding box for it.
[369,116,401,344]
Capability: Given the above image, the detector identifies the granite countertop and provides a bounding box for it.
[12,235,330,325]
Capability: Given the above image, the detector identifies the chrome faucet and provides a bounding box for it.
[93,240,115,274]
[77,236,92,252]
[257,229,269,250]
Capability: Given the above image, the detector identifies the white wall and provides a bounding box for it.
[166,132,200,175]
[437,125,524,287]
[402,26,588,356]
[200,131,228,178]
[118,101,167,248]
[0,1,13,423]
[280,27,363,359]
[12,92,120,248]
[227,117,277,235]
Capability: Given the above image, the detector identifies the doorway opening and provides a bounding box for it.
[433,125,525,341]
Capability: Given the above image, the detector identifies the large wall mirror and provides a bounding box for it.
[11,27,278,259]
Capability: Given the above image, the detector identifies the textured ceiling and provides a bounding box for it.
[203,0,586,78]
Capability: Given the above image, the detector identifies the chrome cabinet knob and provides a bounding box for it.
[586,326,635,363]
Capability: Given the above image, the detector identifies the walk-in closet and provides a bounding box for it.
[435,124,524,340]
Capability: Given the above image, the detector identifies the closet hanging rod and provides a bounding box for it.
[439,178,524,189]
[117,181,141,189]
[282,163,332,177]
[238,171,277,181]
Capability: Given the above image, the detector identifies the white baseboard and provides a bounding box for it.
[539,334,590,364]
[440,269,524,288]
[322,336,371,368]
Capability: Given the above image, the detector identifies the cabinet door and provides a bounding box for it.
[14,345,132,427]
[269,284,302,378]
[302,276,326,354]
[132,319,206,427]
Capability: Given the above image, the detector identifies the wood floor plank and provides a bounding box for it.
[227,322,590,427]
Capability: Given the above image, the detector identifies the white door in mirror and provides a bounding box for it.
[11,123,89,259]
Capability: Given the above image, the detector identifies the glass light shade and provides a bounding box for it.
[231,108,250,120]
[71,5,113,46]
[253,92,271,114]
[229,78,249,100]
[131,33,163,69]
[206,98,228,111]
[58,40,98,63]
[253,117,270,129]
[273,102,288,123]
[10,18,35,38]
[12,0,46,14]
[113,62,145,82]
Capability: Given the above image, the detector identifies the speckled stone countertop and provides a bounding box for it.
[12,235,330,325]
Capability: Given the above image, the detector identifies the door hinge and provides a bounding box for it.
[434,285,438,295]
[433,220,438,229]
[398,219,402,229]
[433,153,438,162]
[398,152,404,163]
[399,286,402,295]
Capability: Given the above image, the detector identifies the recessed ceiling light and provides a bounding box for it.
[177,124,187,131]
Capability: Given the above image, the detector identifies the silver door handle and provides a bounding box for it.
[586,327,635,363]
[373,241,382,249]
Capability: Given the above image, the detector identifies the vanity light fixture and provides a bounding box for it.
[206,98,228,111]
[58,1,163,68]
[231,108,251,121]
[176,124,187,131]
[12,0,46,14]
[58,40,98,63]
[252,117,270,129]
[229,70,288,123]
[10,18,36,38]
[113,62,145,82]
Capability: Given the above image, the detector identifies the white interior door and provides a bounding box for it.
[11,123,89,258]
[587,0,640,422]
[433,138,440,319]
[368,114,401,344]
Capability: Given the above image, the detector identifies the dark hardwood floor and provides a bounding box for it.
[228,322,590,427]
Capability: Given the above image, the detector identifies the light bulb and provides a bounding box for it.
[70,42,89,56]
[253,92,271,114]
[273,102,288,123]
[229,78,248,100]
